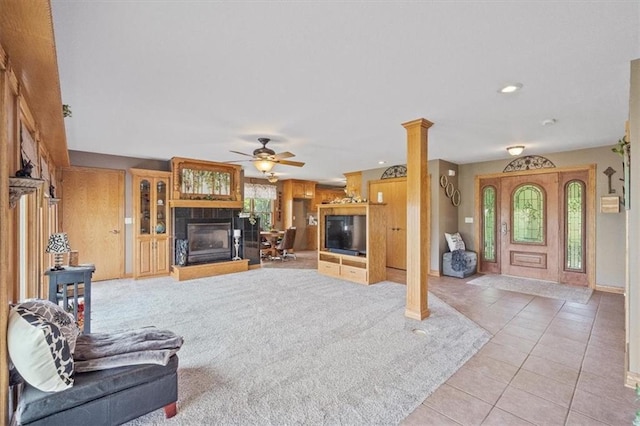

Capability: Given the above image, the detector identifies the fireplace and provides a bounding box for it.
[187,222,232,264]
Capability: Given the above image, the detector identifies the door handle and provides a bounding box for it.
[109,229,120,234]
[501,222,508,235]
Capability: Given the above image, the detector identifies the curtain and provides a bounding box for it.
[244,183,277,199]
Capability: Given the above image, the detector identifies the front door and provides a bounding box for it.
[500,173,559,281]
[479,167,593,287]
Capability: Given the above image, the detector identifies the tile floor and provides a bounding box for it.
[273,252,637,425]
[401,273,637,426]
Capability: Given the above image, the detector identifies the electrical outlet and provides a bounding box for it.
[465,217,473,223]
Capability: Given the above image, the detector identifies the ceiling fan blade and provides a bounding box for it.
[277,159,305,167]
[229,150,255,158]
[273,151,295,160]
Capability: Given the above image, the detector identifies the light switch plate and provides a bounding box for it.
[465,217,473,223]
[124,217,133,225]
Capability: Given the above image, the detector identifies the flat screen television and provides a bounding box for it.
[325,214,367,256]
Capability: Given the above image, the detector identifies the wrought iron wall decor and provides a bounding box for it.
[440,174,461,206]
[503,155,555,173]
[381,165,407,179]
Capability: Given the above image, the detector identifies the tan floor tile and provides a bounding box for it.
[582,346,625,377]
[490,330,537,353]
[549,316,593,334]
[521,355,579,387]
[510,310,554,329]
[510,369,575,408]
[555,310,595,324]
[565,410,609,425]
[463,353,520,384]
[537,332,588,355]
[530,342,584,370]
[571,389,637,425]
[402,403,461,426]
[446,366,508,405]
[501,323,545,342]
[477,341,528,368]
[481,408,533,425]
[576,370,637,405]
[544,323,591,343]
[559,304,597,318]
[495,387,568,425]
[424,384,493,426]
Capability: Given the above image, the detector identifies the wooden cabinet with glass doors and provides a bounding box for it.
[131,169,171,278]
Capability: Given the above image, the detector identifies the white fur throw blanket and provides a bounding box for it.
[73,327,183,373]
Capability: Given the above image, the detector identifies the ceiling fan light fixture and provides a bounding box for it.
[507,145,525,156]
[267,173,278,183]
[254,159,275,173]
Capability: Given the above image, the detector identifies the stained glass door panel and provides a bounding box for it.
[500,173,559,281]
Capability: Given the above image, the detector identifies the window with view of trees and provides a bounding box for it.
[244,183,277,229]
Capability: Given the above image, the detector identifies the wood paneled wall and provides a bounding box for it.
[1,1,69,421]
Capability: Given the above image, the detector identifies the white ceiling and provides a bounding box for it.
[51,1,639,185]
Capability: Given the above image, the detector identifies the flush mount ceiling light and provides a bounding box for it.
[541,118,557,126]
[498,83,523,93]
[507,145,525,156]
[378,161,386,165]
[266,173,278,183]
[254,159,275,173]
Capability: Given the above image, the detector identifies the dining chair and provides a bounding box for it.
[274,227,297,261]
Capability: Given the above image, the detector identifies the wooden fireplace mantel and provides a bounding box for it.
[169,199,243,209]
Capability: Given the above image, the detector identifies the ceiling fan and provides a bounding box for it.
[229,138,305,173]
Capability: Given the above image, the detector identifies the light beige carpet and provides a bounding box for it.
[91,269,490,425]
[467,274,593,304]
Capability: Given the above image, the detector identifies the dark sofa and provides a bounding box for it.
[16,355,178,425]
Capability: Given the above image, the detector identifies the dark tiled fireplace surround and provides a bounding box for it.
[172,207,261,266]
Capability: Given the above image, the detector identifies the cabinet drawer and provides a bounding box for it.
[318,260,340,277]
[340,265,367,283]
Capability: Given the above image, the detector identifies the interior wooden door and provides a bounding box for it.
[500,173,559,281]
[369,178,406,270]
[62,167,125,281]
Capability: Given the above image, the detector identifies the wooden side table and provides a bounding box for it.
[45,265,95,334]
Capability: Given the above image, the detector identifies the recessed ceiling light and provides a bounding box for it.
[541,118,557,126]
[498,83,523,94]
[378,161,386,165]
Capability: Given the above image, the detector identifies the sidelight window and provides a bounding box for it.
[565,180,585,271]
[482,186,497,261]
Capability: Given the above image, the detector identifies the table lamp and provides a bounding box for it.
[46,233,71,270]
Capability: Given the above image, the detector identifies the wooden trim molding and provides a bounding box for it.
[594,284,625,294]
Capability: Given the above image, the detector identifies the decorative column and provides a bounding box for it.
[402,118,433,320]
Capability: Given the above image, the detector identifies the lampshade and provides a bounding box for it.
[46,233,71,270]
[267,173,278,183]
[46,233,71,254]
[507,145,525,156]
[254,159,275,173]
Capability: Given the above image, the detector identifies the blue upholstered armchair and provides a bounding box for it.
[442,232,477,278]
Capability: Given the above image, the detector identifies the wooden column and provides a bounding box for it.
[402,118,433,320]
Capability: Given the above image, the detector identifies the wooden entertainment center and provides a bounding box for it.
[317,203,386,285]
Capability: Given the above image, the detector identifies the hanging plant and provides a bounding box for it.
[612,136,629,156]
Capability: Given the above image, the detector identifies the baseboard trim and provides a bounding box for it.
[595,284,625,294]
[625,371,640,389]
[429,269,440,277]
